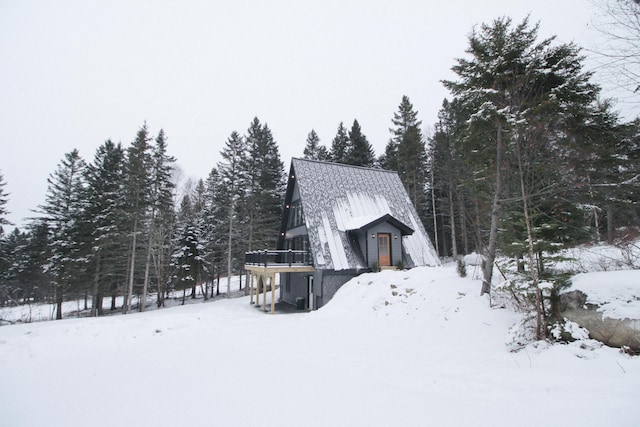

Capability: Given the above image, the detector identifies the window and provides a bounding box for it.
[285,235,309,251]
[287,200,304,229]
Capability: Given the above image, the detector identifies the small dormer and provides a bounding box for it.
[345,214,414,268]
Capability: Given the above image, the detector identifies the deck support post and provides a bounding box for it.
[270,273,276,314]
[249,273,255,304]
[262,275,268,312]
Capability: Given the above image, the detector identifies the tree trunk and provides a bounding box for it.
[55,282,63,320]
[516,136,543,339]
[448,180,458,259]
[200,282,208,301]
[125,218,138,314]
[152,238,166,308]
[430,165,439,255]
[459,192,469,254]
[91,254,101,317]
[226,200,234,297]
[140,233,153,312]
[482,121,504,296]
[606,204,614,244]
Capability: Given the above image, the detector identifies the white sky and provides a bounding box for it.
[0,0,611,228]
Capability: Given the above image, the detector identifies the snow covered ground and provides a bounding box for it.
[1,264,638,426]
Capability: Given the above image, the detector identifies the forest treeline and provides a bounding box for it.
[1,17,638,322]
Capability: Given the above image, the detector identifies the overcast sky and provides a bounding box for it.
[0,0,615,228]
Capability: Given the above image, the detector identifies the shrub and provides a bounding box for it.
[456,257,467,277]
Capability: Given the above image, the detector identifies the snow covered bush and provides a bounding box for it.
[549,319,590,343]
[456,257,467,277]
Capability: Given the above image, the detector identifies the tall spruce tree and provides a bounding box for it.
[202,167,225,291]
[171,193,205,305]
[0,228,25,307]
[39,149,87,319]
[345,119,376,167]
[429,99,467,258]
[0,171,9,233]
[17,221,52,305]
[389,96,429,219]
[329,122,350,163]
[303,129,330,161]
[83,140,128,316]
[217,131,247,296]
[443,17,608,338]
[243,118,286,253]
[123,124,153,313]
[143,129,175,310]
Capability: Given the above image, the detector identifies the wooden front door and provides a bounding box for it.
[378,233,391,266]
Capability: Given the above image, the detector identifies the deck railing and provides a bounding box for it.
[245,249,313,268]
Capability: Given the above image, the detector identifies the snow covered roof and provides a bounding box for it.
[288,158,440,270]
[344,213,414,235]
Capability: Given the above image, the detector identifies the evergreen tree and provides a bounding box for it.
[5,221,52,307]
[443,17,608,338]
[0,171,10,233]
[171,194,205,305]
[83,140,128,316]
[0,228,25,307]
[429,99,465,258]
[123,124,153,313]
[39,149,87,319]
[202,167,225,292]
[378,139,399,171]
[243,118,286,253]
[329,122,350,163]
[144,129,176,309]
[217,131,247,295]
[303,130,329,161]
[22,221,52,304]
[345,119,376,167]
[389,96,429,219]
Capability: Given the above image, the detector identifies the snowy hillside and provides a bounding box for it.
[1,264,638,427]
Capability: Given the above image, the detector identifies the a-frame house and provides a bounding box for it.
[245,158,440,311]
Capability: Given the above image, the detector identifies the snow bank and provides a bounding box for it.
[566,270,640,320]
[1,265,639,427]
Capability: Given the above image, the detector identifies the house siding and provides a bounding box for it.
[281,269,366,309]
[315,269,361,308]
[281,272,311,307]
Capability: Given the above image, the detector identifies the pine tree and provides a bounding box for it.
[443,17,607,337]
[378,139,399,171]
[303,130,330,161]
[243,118,286,252]
[143,129,176,310]
[39,149,87,319]
[329,122,350,163]
[171,194,205,305]
[0,171,10,233]
[429,99,465,258]
[123,124,153,313]
[217,131,247,296]
[83,140,128,316]
[202,167,225,293]
[5,221,52,307]
[0,228,25,307]
[345,119,376,167]
[389,96,428,219]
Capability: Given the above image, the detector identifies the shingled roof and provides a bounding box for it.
[288,158,440,270]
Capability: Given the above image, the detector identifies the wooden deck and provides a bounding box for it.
[244,263,315,314]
